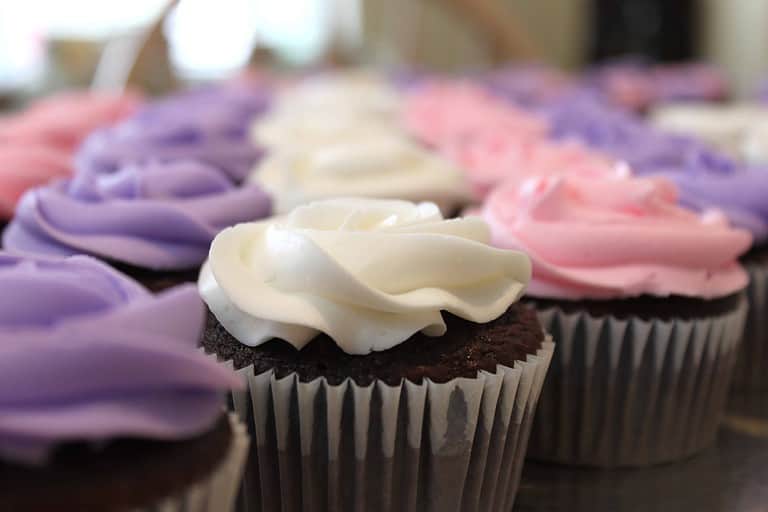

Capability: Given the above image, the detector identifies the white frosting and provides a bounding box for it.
[199,198,531,355]
[250,132,472,214]
[742,120,768,164]
[651,103,768,158]
[252,71,402,151]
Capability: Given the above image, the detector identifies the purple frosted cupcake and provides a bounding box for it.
[3,160,271,291]
[545,96,768,393]
[76,83,270,182]
[0,252,247,511]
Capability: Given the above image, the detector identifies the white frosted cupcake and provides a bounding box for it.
[250,131,472,214]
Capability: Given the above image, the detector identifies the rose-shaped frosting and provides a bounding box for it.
[76,84,269,181]
[199,198,531,355]
[651,103,768,158]
[403,82,549,149]
[481,173,751,300]
[0,145,72,219]
[445,132,623,198]
[4,160,271,270]
[545,96,768,244]
[0,91,142,152]
[251,132,471,213]
[0,252,240,464]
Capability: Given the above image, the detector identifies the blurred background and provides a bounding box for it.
[0,0,767,102]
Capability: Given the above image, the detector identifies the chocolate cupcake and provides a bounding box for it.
[3,160,271,291]
[481,173,751,467]
[199,198,554,511]
[0,252,247,511]
[545,97,768,394]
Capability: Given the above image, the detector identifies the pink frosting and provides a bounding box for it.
[481,174,751,300]
[403,82,548,148]
[0,91,142,151]
[0,91,141,219]
[445,132,624,198]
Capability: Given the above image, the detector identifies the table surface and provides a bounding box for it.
[516,393,768,512]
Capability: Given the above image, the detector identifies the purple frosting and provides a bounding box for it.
[544,94,768,244]
[4,160,272,269]
[0,252,240,464]
[76,84,270,182]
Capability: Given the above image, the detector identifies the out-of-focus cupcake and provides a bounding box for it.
[251,70,402,153]
[0,91,141,225]
[403,82,548,150]
[3,160,271,291]
[481,172,751,467]
[0,252,247,512]
[199,198,554,512]
[251,130,471,214]
[483,63,574,108]
[651,103,768,161]
[77,84,269,182]
[547,96,768,393]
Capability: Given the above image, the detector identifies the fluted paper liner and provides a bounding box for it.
[528,296,747,468]
[731,262,768,392]
[134,413,249,512]
[222,338,553,512]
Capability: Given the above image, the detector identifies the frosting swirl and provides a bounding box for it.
[482,174,751,300]
[0,145,72,219]
[200,198,531,355]
[76,84,269,181]
[4,160,271,270]
[251,132,471,213]
[0,252,240,464]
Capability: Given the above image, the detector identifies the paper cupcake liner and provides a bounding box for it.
[731,262,768,392]
[136,413,249,512]
[222,338,553,512]
[527,297,747,468]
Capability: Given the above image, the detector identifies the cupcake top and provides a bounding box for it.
[483,63,574,107]
[0,91,142,152]
[546,96,768,245]
[0,252,240,464]
[481,173,751,300]
[4,160,271,270]
[200,198,531,355]
[403,82,548,149]
[445,132,622,198]
[251,132,471,213]
[0,145,72,219]
[76,84,269,181]
[651,103,768,159]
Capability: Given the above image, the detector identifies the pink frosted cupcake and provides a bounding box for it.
[480,173,751,467]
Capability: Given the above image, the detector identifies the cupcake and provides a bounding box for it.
[483,63,574,108]
[0,252,247,511]
[546,96,768,393]
[251,131,471,214]
[650,103,768,160]
[0,91,141,227]
[76,83,269,182]
[199,198,554,511]
[251,71,402,153]
[403,82,548,150]
[480,173,751,467]
[3,160,271,291]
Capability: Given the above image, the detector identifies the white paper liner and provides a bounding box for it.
[222,338,553,512]
[527,296,747,468]
[731,262,768,392]
[133,413,249,512]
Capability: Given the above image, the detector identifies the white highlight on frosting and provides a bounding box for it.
[250,132,472,214]
[199,198,531,355]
